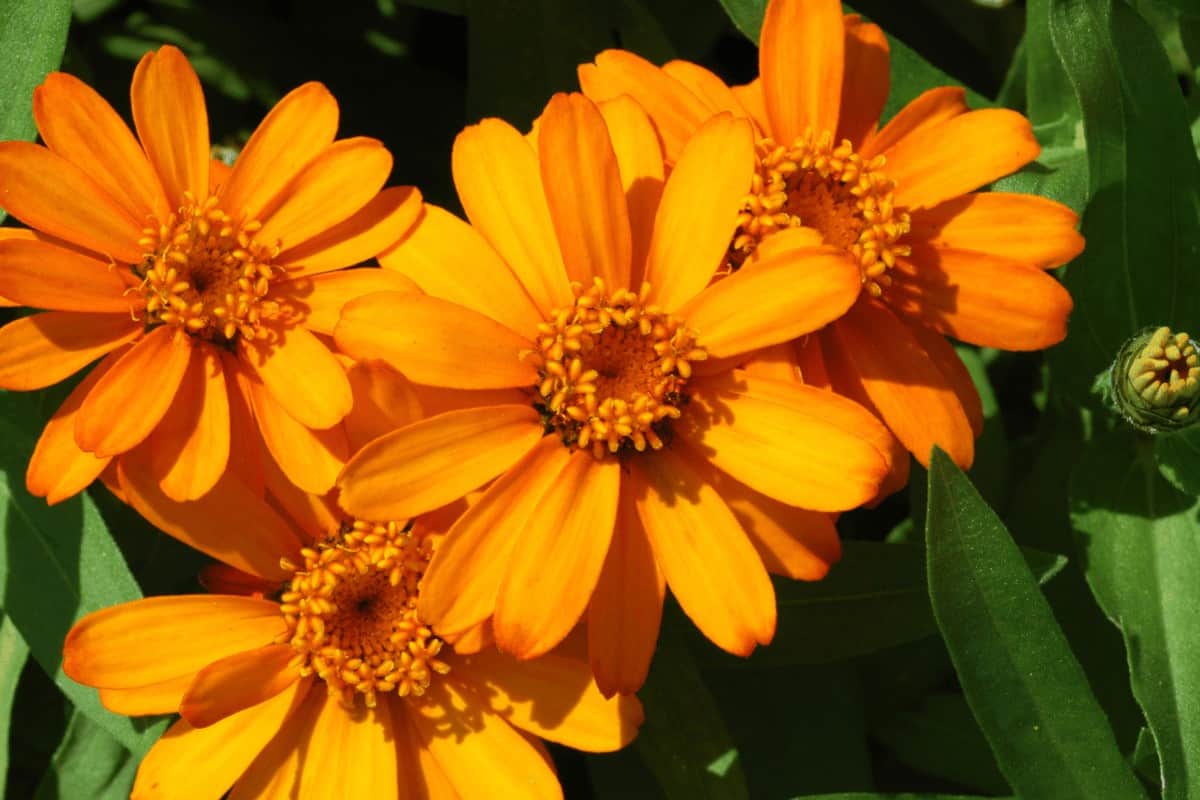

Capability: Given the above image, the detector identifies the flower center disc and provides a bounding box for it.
[135,192,282,342]
[732,131,912,297]
[278,519,449,708]
[526,279,707,458]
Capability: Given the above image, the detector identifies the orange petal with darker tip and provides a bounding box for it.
[760,0,845,142]
[452,118,570,315]
[632,449,776,656]
[539,94,632,289]
[75,325,191,457]
[837,15,890,147]
[219,82,339,222]
[418,437,570,638]
[886,109,1040,211]
[0,238,133,313]
[0,311,139,391]
[644,113,754,311]
[336,291,536,390]
[130,45,210,209]
[890,246,1074,350]
[34,71,167,222]
[64,594,285,689]
[338,404,544,522]
[860,86,968,159]
[588,484,664,697]
[239,324,351,430]
[494,451,620,660]
[279,268,418,337]
[0,142,143,262]
[180,644,298,728]
[908,192,1085,269]
[823,303,974,468]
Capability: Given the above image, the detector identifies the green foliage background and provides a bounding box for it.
[2,0,1200,797]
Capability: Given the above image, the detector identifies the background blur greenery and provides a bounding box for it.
[1,0,1200,797]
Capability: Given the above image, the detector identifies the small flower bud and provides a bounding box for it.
[1107,326,1200,433]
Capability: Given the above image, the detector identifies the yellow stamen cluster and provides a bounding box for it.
[1124,327,1200,421]
[277,519,449,709]
[136,192,283,341]
[731,131,911,297]
[523,278,706,459]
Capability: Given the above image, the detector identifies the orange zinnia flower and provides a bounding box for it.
[0,45,419,504]
[64,481,641,798]
[334,91,893,695]
[579,0,1082,478]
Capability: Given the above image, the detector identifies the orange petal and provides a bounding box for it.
[276,185,423,276]
[418,437,570,637]
[683,370,891,511]
[837,15,890,147]
[662,60,746,116]
[731,78,770,133]
[902,317,984,437]
[578,49,712,164]
[130,46,210,209]
[0,238,132,312]
[280,268,418,337]
[198,563,279,597]
[0,311,138,391]
[338,404,543,521]
[219,82,339,221]
[240,324,351,429]
[0,142,143,262]
[258,137,393,249]
[392,701,457,800]
[908,192,1085,269]
[823,303,974,468]
[295,689,398,798]
[685,452,840,580]
[344,359,425,453]
[494,451,620,660]
[25,347,123,503]
[631,449,776,656]
[681,245,860,358]
[223,352,266,494]
[336,291,536,389]
[538,94,632,289]
[64,594,285,689]
[75,325,192,456]
[595,96,665,285]
[452,118,570,315]
[34,71,167,222]
[795,333,832,388]
[740,341,804,384]
[890,246,1074,350]
[227,680,321,800]
[409,680,562,800]
[139,342,229,501]
[180,644,298,728]
[259,442,342,542]
[588,485,664,697]
[644,113,754,311]
[99,676,193,716]
[133,677,310,800]
[379,203,543,338]
[886,109,1040,211]
[454,648,643,751]
[860,86,968,159]
[243,367,348,495]
[760,0,844,142]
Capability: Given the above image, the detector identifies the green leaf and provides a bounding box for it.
[33,709,138,800]
[797,795,1006,800]
[1155,425,1200,496]
[1071,430,1200,800]
[0,614,30,791]
[636,612,748,800]
[925,448,1146,800]
[1047,0,1200,403]
[0,392,159,755]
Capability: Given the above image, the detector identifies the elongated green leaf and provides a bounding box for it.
[926,448,1146,800]
[0,613,29,792]
[33,709,138,800]
[798,795,1005,800]
[1048,0,1200,403]
[0,392,158,755]
[636,611,748,800]
[1071,430,1200,800]
[1155,426,1200,496]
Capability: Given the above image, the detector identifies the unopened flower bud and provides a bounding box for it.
[1108,326,1200,433]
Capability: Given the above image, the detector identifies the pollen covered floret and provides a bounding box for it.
[136,192,285,342]
[731,130,911,297]
[277,519,450,709]
[523,278,707,459]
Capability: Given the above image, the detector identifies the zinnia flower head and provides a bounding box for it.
[579,0,1083,479]
[0,45,420,505]
[64,482,641,799]
[333,90,893,695]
